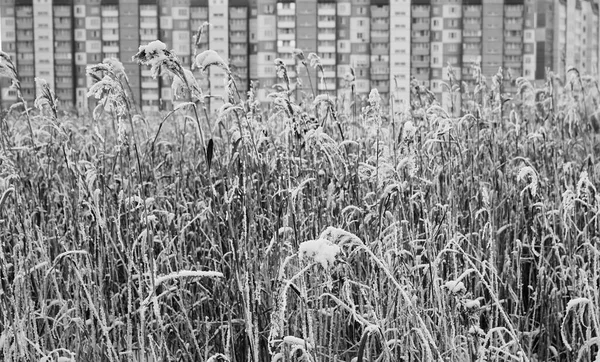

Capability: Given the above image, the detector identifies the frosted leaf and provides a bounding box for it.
[103,57,128,81]
[517,166,539,197]
[299,238,340,269]
[206,353,230,362]
[282,336,311,348]
[320,226,362,247]
[464,299,480,310]
[368,88,381,107]
[444,280,466,294]
[195,50,229,73]
[566,297,590,310]
[140,40,167,54]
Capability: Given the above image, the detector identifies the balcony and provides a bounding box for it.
[371,22,388,31]
[318,45,336,53]
[317,20,336,28]
[373,84,389,93]
[504,47,521,56]
[277,20,296,28]
[412,59,430,68]
[317,7,335,16]
[504,22,523,31]
[230,46,248,55]
[412,23,429,31]
[229,23,247,31]
[317,32,336,41]
[412,35,430,43]
[411,8,429,17]
[140,21,158,29]
[16,19,33,29]
[230,33,247,42]
[371,7,389,18]
[277,32,295,41]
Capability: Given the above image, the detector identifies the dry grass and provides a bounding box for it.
[0,47,599,362]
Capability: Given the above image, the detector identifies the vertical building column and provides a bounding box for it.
[502,0,523,94]
[369,0,390,105]
[119,0,142,111]
[336,0,351,107]
[85,0,102,113]
[429,1,443,100]
[276,0,297,93]
[256,0,277,103]
[481,0,503,77]
[522,0,536,81]
[295,0,317,100]
[139,0,160,112]
[461,0,482,86]
[229,0,250,95]
[208,0,229,113]
[0,0,18,108]
[317,0,336,96]
[410,0,431,97]
[33,0,54,96]
[74,0,88,114]
[190,0,210,104]
[389,0,411,111]
[350,0,370,98]
[248,0,258,94]
[53,0,75,109]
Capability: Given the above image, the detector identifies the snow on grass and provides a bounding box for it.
[282,336,311,348]
[444,280,466,294]
[154,270,224,286]
[299,238,340,269]
[195,49,229,73]
[140,40,167,54]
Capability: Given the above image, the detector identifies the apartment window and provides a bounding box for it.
[178,9,188,16]
[449,32,457,39]
[357,32,363,39]
[432,19,439,27]
[264,4,274,14]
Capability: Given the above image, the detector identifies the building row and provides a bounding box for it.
[0,0,599,115]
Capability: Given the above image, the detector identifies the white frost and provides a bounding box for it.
[282,336,310,348]
[566,297,590,310]
[154,270,224,286]
[299,238,340,269]
[140,40,167,54]
[444,280,466,294]
[195,50,229,73]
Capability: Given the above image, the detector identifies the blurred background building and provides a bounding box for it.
[0,0,599,115]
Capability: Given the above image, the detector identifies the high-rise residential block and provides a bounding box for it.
[1,0,600,115]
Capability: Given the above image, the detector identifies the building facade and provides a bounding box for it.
[1,0,600,115]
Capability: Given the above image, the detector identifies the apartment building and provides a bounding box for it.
[190,0,210,106]
[0,0,17,106]
[503,0,523,93]
[2,0,600,115]
[316,1,336,95]
[389,0,411,111]
[14,1,36,102]
[295,0,317,100]
[229,0,249,95]
[370,0,389,104]
[336,0,351,109]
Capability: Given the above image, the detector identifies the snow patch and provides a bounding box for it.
[299,238,340,269]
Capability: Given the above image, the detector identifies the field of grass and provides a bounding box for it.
[1,45,600,362]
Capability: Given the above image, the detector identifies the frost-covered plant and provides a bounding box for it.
[34,78,58,119]
[299,238,340,269]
